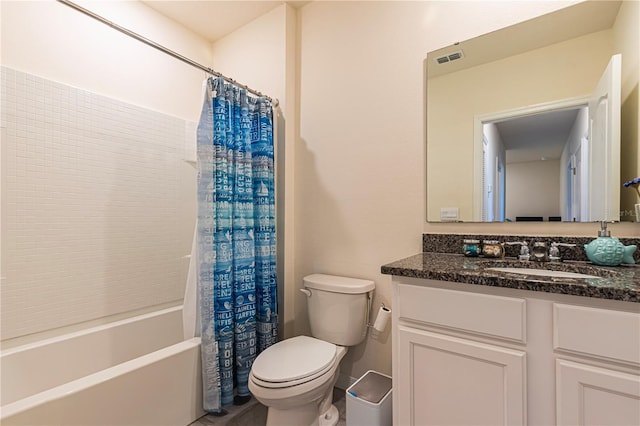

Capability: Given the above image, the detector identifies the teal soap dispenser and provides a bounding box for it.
[584,221,637,266]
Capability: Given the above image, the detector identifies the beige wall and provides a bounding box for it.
[208,0,633,386]
[297,0,426,381]
[506,160,561,221]
[210,5,288,112]
[0,0,211,121]
[615,0,640,220]
[0,0,206,341]
[294,0,584,383]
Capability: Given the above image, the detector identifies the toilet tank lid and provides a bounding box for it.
[303,274,374,294]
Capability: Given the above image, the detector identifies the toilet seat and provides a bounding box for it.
[251,336,337,389]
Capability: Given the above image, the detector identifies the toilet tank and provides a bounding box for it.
[303,274,375,346]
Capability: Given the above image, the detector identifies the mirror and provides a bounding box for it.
[426,0,638,223]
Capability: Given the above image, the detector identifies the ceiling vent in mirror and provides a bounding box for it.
[435,50,464,65]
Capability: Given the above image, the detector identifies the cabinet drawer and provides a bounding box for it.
[554,303,640,365]
[398,284,526,342]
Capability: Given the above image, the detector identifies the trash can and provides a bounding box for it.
[346,370,392,426]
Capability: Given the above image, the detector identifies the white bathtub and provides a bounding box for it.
[0,306,204,426]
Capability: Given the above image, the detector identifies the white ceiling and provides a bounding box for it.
[141,1,307,42]
[496,108,583,164]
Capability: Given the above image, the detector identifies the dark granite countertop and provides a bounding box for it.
[381,252,640,303]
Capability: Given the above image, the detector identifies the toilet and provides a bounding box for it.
[249,273,375,426]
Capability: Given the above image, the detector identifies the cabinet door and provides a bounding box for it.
[396,325,526,426]
[556,359,640,426]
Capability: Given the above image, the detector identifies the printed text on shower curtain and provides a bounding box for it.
[197,77,277,413]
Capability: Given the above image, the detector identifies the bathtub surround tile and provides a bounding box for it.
[1,66,196,340]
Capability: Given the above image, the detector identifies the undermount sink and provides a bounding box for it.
[487,267,598,279]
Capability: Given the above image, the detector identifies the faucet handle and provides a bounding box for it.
[549,242,577,262]
[506,241,530,261]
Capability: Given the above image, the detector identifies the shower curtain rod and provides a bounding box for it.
[56,0,278,106]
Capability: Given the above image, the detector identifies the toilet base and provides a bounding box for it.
[265,401,318,426]
[265,403,339,426]
[319,404,340,426]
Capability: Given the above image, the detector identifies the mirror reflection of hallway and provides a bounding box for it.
[481,106,586,222]
[426,0,638,223]
[478,53,621,223]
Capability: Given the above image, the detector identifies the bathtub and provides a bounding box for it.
[1,305,204,426]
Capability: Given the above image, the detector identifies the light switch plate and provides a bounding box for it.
[440,207,459,222]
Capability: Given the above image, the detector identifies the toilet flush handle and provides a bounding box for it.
[300,288,312,297]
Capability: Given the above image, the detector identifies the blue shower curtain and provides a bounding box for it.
[196,77,278,413]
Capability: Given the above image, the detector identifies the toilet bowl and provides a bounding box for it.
[249,274,374,426]
[249,336,347,426]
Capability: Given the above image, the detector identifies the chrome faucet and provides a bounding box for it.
[548,242,577,262]
[506,241,530,261]
[531,242,548,262]
[530,241,577,262]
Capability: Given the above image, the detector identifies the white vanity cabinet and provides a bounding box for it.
[391,277,640,426]
[396,326,526,426]
[554,303,640,426]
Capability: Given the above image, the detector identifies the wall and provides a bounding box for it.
[209,4,297,338]
[560,107,589,221]
[0,1,210,121]
[0,0,208,342]
[483,123,506,222]
[295,0,582,383]
[615,0,640,220]
[506,160,561,221]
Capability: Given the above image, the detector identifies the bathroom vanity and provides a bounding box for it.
[382,250,640,426]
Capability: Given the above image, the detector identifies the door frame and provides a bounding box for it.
[472,95,590,222]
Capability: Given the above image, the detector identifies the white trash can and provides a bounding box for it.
[346,370,392,426]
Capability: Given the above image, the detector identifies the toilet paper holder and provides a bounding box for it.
[368,303,391,333]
